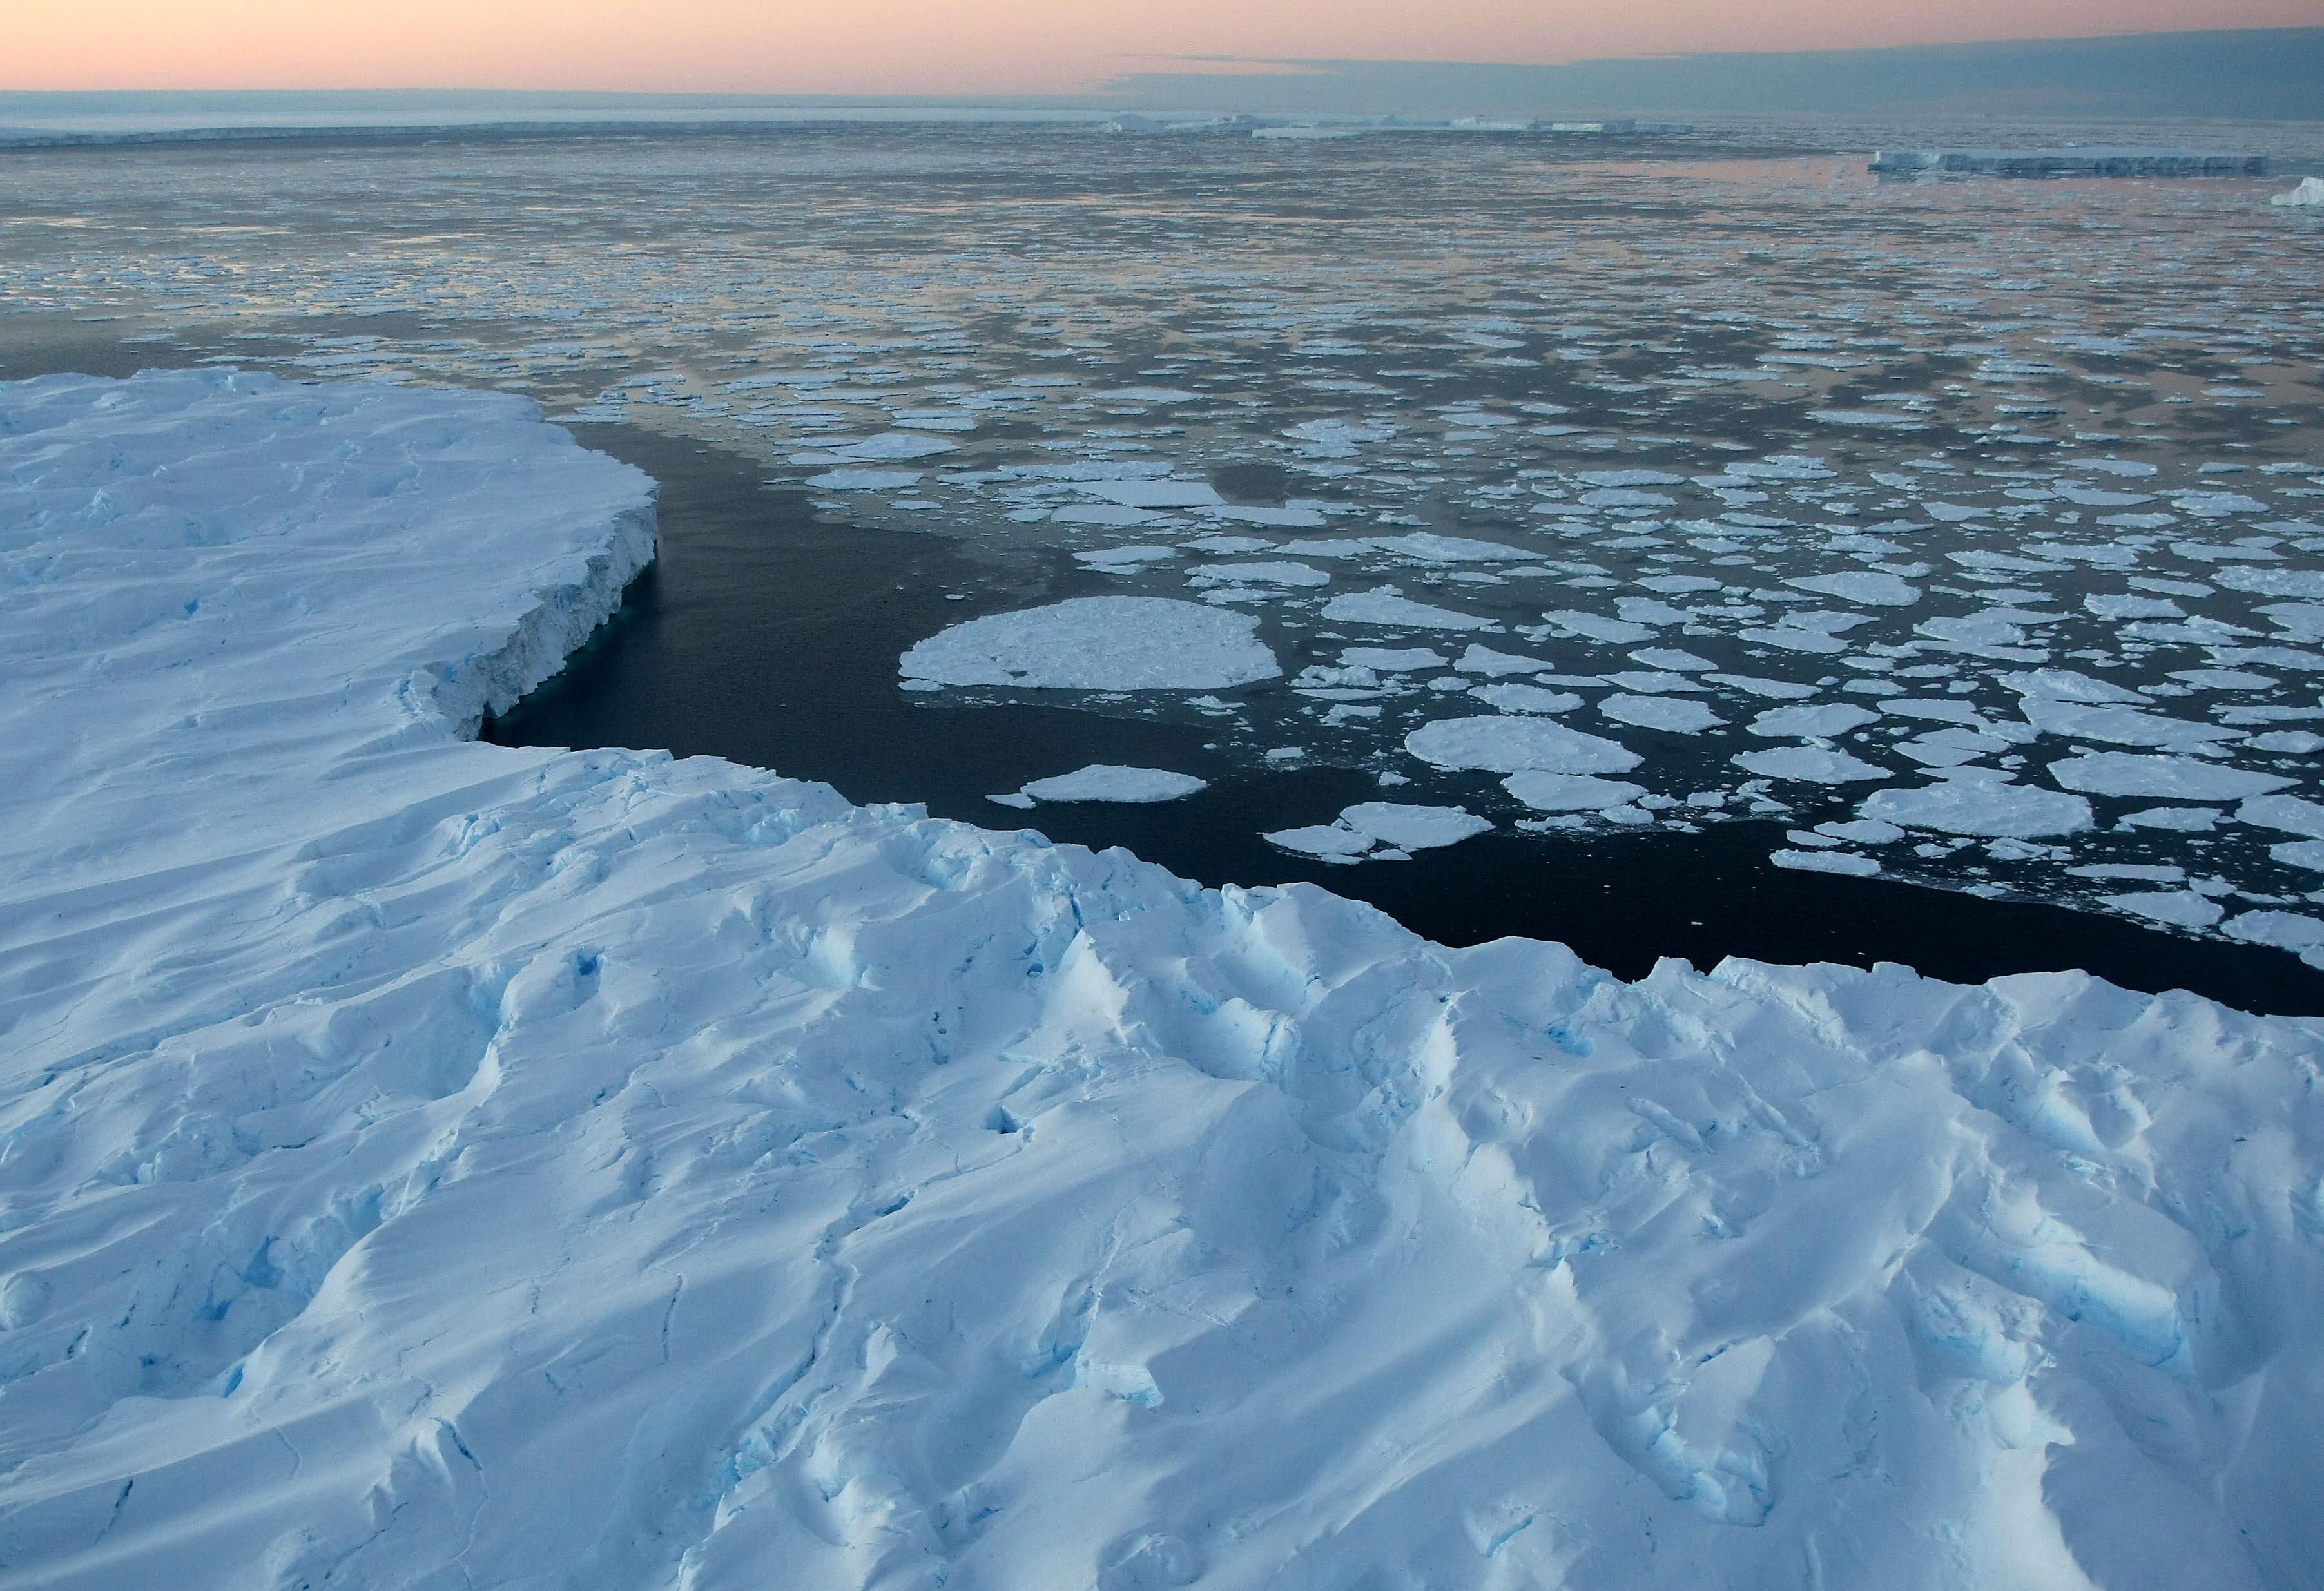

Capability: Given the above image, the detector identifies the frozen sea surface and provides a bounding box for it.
[4,119,2323,978]
[7,369,2324,1591]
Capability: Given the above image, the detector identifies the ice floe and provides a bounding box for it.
[901,597,1281,689]
[1863,776,2096,838]
[1407,715,1644,775]
[1016,765,1210,804]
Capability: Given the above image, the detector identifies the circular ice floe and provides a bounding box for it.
[901,597,1280,690]
[1016,765,1208,804]
[2046,753,2292,802]
[1862,777,2095,838]
[1407,715,1641,776]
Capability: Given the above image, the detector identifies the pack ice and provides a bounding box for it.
[4,371,2323,1591]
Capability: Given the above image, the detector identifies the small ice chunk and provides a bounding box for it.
[2272,176,2324,207]
[1733,746,1889,784]
[902,597,1279,690]
[1709,673,1822,700]
[1475,682,1583,715]
[1340,646,1444,671]
[1502,772,1650,811]
[2104,891,2225,931]
[1601,694,1724,733]
[1263,823,1375,862]
[807,468,922,491]
[1455,644,1554,675]
[1080,479,1225,509]
[1785,572,1922,606]
[1772,849,1882,877]
[1019,766,1208,804]
[2046,753,2292,801]
[1322,590,1500,630]
[2223,911,2324,951]
[1819,818,1907,845]
[1544,610,1656,644]
[2120,806,2221,831]
[1408,715,1642,775]
[1749,704,1880,738]
[1630,647,1716,671]
[1075,545,1177,572]
[1370,532,1536,563]
[2238,793,2324,838]
[2270,839,2324,871]
[1188,561,1331,589]
[1863,778,2094,838]
[1339,802,1492,851]
[986,792,1038,810]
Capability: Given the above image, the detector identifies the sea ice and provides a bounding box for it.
[1600,693,1724,733]
[2271,176,2324,207]
[2047,753,2292,802]
[1732,746,1890,784]
[1785,572,1922,606]
[1018,765,1209,803]
[1863,777,2096,838]
[2104,890,2227,930]
[806,468,922,490]
[2238,793,2324,838]
[1772,848,1882,876]
[1749,704,1881,738]
[1322,588,1500,630]
[1263,802,1489,860]
[1502,771,1652,811]
[900,596,1281,689]
[1407,714,1643,775]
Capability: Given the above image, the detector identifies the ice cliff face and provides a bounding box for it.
[3,371,2320,1591]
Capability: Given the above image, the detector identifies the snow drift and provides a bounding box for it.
[3,371,2321,1591]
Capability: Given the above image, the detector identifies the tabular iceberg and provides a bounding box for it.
[4,372,2321,1591]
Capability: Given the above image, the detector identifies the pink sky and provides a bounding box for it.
[11,0,2318,95]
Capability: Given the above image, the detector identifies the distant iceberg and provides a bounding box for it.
[2272,175,2324,207]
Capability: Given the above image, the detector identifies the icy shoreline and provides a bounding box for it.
[4,372,2321,1590]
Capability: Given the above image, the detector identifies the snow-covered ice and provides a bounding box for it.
[1406,714,1644,775]
[2272,176,2324,208]
[7,370,2324,1591]
[2048,753,2293,802]
[1864,776,2096,838]
[1266,802,1493,862]
[1016,766,1209,804]
[900,596,1281,690]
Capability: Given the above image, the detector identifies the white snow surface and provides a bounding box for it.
[900,596,1281,690]
[6,373,2324,1591]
